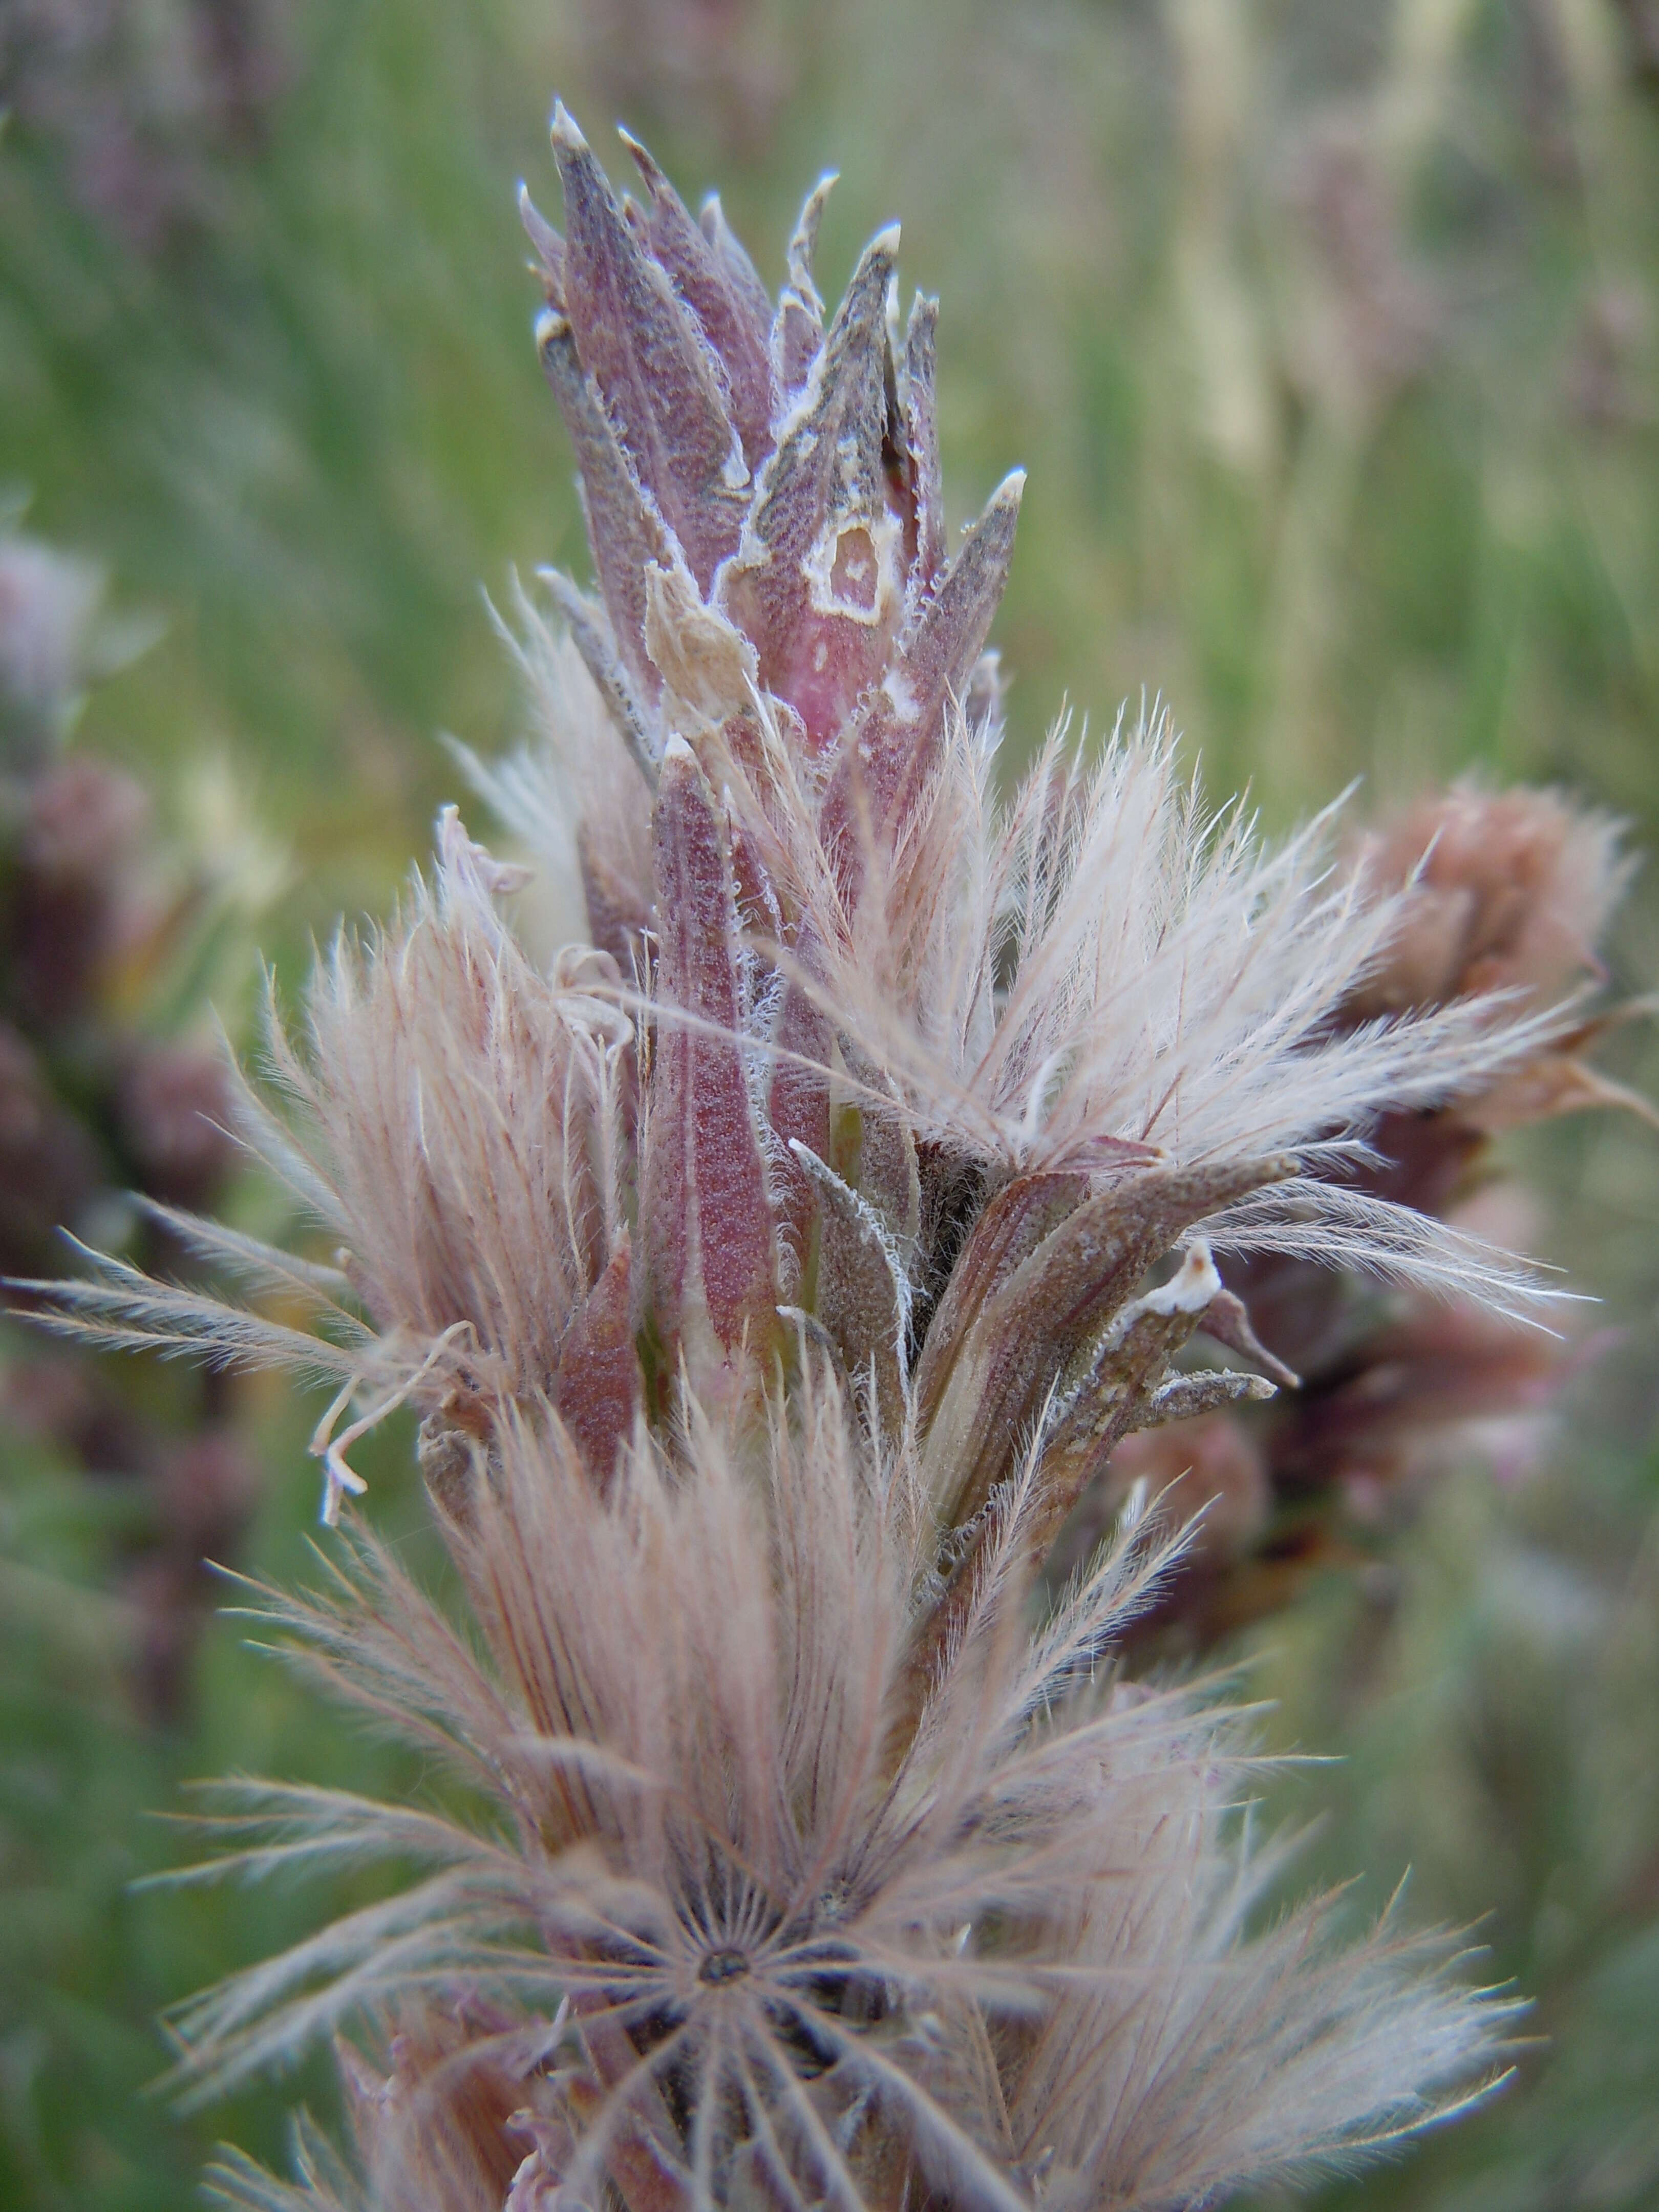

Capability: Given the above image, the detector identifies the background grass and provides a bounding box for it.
[3,1,1659,2204]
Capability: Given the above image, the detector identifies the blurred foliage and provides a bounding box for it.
[3,0,1659,2206]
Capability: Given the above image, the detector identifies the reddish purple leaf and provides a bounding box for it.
[623,132,776,476]
[641,740,779,1371]
[552,107,746,589]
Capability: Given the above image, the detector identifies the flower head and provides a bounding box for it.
[27,110,1625,2212]
[175,1376,1511,2212]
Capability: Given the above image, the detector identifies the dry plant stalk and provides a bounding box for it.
[31,108,1640,2211]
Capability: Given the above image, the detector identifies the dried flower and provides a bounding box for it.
[1284,118,1439,429]
[1066,782,1647,1655]
[33,113,1627,2209]
[0,521,260,1718]
[0,0,298,253]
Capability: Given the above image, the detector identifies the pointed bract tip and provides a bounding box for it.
[662,732,697,767]
[518,183,565,274]
[792,172,838,245]
[549,99,587,154]
[839,225,901,309]
[616,125,666,194]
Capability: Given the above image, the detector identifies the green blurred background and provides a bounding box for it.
[3,0,1659,2204]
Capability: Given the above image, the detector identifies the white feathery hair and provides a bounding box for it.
[809,709,1568,1165]
[481,614,1572,1322]
[156,1361,1515,2212]
[466,574,654,930]
[21,805,635,1451]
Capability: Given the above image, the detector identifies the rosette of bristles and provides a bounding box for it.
[28,108,1643,2212]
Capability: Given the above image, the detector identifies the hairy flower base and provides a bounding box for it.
[24,104,1640,2212]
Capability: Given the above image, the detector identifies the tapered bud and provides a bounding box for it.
[530,116,1022,926]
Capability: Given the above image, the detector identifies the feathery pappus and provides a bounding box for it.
[1049,781,1650,1650]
